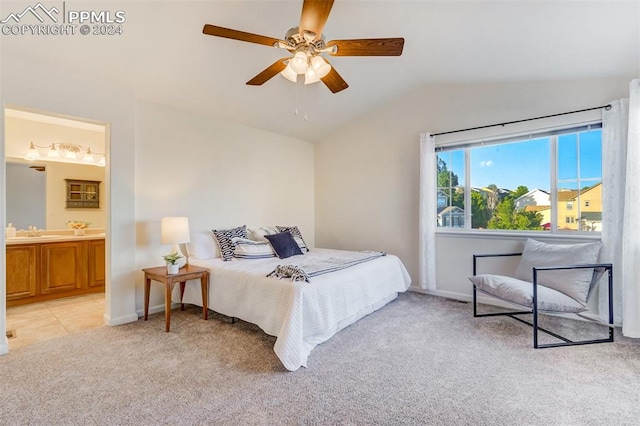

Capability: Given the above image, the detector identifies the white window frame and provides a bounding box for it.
[434,121,603,237]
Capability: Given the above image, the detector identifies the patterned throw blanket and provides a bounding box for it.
[267,251,386,283]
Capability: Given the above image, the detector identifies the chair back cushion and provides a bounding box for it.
[514,239,601,305]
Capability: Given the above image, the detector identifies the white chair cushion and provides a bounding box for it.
[469,274,588,313]
[514,239,601,305]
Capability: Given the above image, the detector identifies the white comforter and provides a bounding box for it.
[172,248,411,371]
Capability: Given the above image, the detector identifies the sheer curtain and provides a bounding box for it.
[601,78,640,337]
[419,133,437,290]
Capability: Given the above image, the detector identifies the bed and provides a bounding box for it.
[172,247,411,371]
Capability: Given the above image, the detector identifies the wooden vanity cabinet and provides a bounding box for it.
[40,241,86,295]
[6,245,38,301]
[6,239,105,306]
[87,239,106,288]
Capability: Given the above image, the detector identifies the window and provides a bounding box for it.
[435,124,602,233]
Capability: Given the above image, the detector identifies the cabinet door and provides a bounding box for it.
[83,183,99,202]
[40,242,86,294]
[6,245,38,300]
[67,182,83,201]
[87,239,105,287]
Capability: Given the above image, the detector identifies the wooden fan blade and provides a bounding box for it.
[203,24,282,47]
[326,38,405,56]
[246,58,289,86]
[320,65,348,93]
[299,0,334,41]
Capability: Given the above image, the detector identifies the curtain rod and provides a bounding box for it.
[430,104,611,137]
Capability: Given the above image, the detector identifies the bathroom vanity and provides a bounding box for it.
[6,233,105,307]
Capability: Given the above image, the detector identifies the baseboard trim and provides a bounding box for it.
[104,312,139,326]
[409,286,523,311]
[134,302,182,319]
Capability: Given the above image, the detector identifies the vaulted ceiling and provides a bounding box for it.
[2,1,639,141]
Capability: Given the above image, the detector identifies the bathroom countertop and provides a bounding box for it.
[6,233,106,245]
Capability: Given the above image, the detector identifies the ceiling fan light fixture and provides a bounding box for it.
[280,62,298,82]
[310,55,331,78]
[304,67,320,85]
[290,51,309,74]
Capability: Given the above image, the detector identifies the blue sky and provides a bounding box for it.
[439,130,602,191]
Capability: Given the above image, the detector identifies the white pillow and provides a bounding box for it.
[247,226,279,242]
[186,231,220,260]
[232,237,276,259]
[514,239,602,305]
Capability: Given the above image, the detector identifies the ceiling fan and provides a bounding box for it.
[202,0,404,94]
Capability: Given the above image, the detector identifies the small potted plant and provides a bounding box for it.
[163,253,183,274]
[68,220,90,236]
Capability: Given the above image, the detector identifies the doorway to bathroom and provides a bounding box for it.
[4,106,109,348]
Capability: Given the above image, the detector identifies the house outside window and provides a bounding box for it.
[435,124,602,233]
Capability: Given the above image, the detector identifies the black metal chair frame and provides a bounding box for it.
[472,252,614,348]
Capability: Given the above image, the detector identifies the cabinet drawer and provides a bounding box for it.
[84,201,99,208]
[67,201,84,208]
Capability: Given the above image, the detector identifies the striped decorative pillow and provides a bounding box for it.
[276,225,309,252]
[232,237,276,259]
[212,225,247,261]
[293,236,307,252]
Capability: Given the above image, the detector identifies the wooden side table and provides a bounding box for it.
[142,264,209,332]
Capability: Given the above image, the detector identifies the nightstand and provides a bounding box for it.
[142,264,209,332]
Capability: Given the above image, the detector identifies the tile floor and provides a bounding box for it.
[6,293,105,349]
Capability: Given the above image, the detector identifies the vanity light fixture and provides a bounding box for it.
[24,141,105,167]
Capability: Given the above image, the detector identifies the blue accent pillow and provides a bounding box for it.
[264,232,303,259]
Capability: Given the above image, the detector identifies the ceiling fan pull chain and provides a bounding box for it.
[294,77,300,117]
[304,82,308,122]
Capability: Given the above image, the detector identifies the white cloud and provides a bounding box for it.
[479,160,493,167]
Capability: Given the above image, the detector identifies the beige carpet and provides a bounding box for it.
[1,292,639,425]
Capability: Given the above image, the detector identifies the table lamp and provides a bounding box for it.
[160,216,190,268]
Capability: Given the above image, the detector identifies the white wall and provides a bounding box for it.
[1,54,138,355]
[134,100,315,313]
[44,162,106,229]
[4,115,105,159]
[315,77,634,307]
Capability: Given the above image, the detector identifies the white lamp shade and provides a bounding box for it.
[290,51,309,74]
[47,144,59,158]
[280,63,298,82]
[160,217,191,244]
[304,68,320,85]
[310,56,331,78]
[26,142,40,160]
